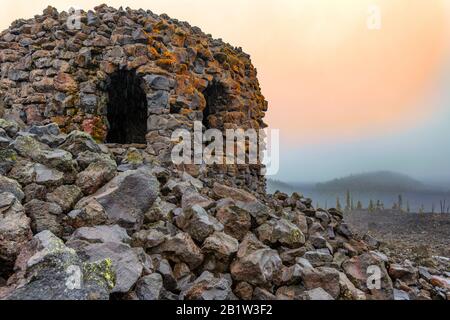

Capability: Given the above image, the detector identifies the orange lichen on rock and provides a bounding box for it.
[180,108,193,116]
[222,111,246,125]
[50,116,67,128]
[175,74,196,96]
[82,117,107,142]
[147,46,160,59]
[172,28,187,47]
[196,45,213,61]
[175,63,189,75]
[153,20,172,33]
[156,51,177,71]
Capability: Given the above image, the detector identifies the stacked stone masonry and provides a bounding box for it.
[0,5,268,193]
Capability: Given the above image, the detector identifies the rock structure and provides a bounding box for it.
[0,5,267,193]
[0,6,448,300]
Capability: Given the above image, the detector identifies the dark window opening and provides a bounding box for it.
[202,81,230,129]
[106,70,147,144]
[0,261,14,283]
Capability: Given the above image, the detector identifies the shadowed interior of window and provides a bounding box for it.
[106,70,148,144]
[202,81,230,129]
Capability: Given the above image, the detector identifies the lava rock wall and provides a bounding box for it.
[0,5,268,192]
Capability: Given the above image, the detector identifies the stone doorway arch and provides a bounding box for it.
[105,69,148,144]
[202,81,230,129]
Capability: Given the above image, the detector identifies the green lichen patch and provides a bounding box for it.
[0,149,17,162]
[124,148,144,165]
[83,258,116,290]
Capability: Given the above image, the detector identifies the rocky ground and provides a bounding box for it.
[0,120,449,300]
[346,209,450,266]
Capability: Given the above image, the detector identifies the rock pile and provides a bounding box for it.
[0,122,448,300]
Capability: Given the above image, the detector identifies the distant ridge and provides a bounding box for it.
[266,179,296,194]
[315,171,427,192]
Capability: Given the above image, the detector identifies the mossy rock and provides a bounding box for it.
[0,149,17,175]
[83,258,116,290]
[0,119,19,136]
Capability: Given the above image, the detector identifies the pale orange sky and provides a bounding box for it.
[1,0,450,143]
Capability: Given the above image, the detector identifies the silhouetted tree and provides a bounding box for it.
[345,190,351,212]
[419,204,425,214]
[376,200,382,211]
[357,201,363,210]
[368,200,375,212]
[440,200,449,214]
[398,194,403,212]
[336,197,342,211]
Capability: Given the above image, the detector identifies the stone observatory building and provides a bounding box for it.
[0,4,268,192]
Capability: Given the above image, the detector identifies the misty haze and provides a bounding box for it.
[268,171,450,213]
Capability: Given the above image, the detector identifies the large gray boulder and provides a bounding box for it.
[230,234,282,286]
[215,202,252,241]
[67,225,143,294]
[0,175,24,201]
[175,205,223,243]
[388,262,419,286]
[33,164,64,187]
[303,250,334,267]
[3,231,114,300]
[0,149,17,175]
[59,130,101,155]
[46,185,83,212]
[202,232,239,272]
[28,123,65,147]
[11,135,77,178]
[343,252,394,300]
[8,160,36,185]
[76,159,117,195]
[301,266,341,299]
[135,273,164,300]
[0,129,11,148]
[302,288,335,300]
[0,119,19,138]
[67,225,132,245]
[81,168,160,231]
[180,188,213,210]
[213,183,270,225]
[69,199,108,229]
[256,218,306,249]
[0,192,32,272]
[24,200,63,236]
[71,242,143,294]
[151,233,204,270]
[181,271,235,300]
